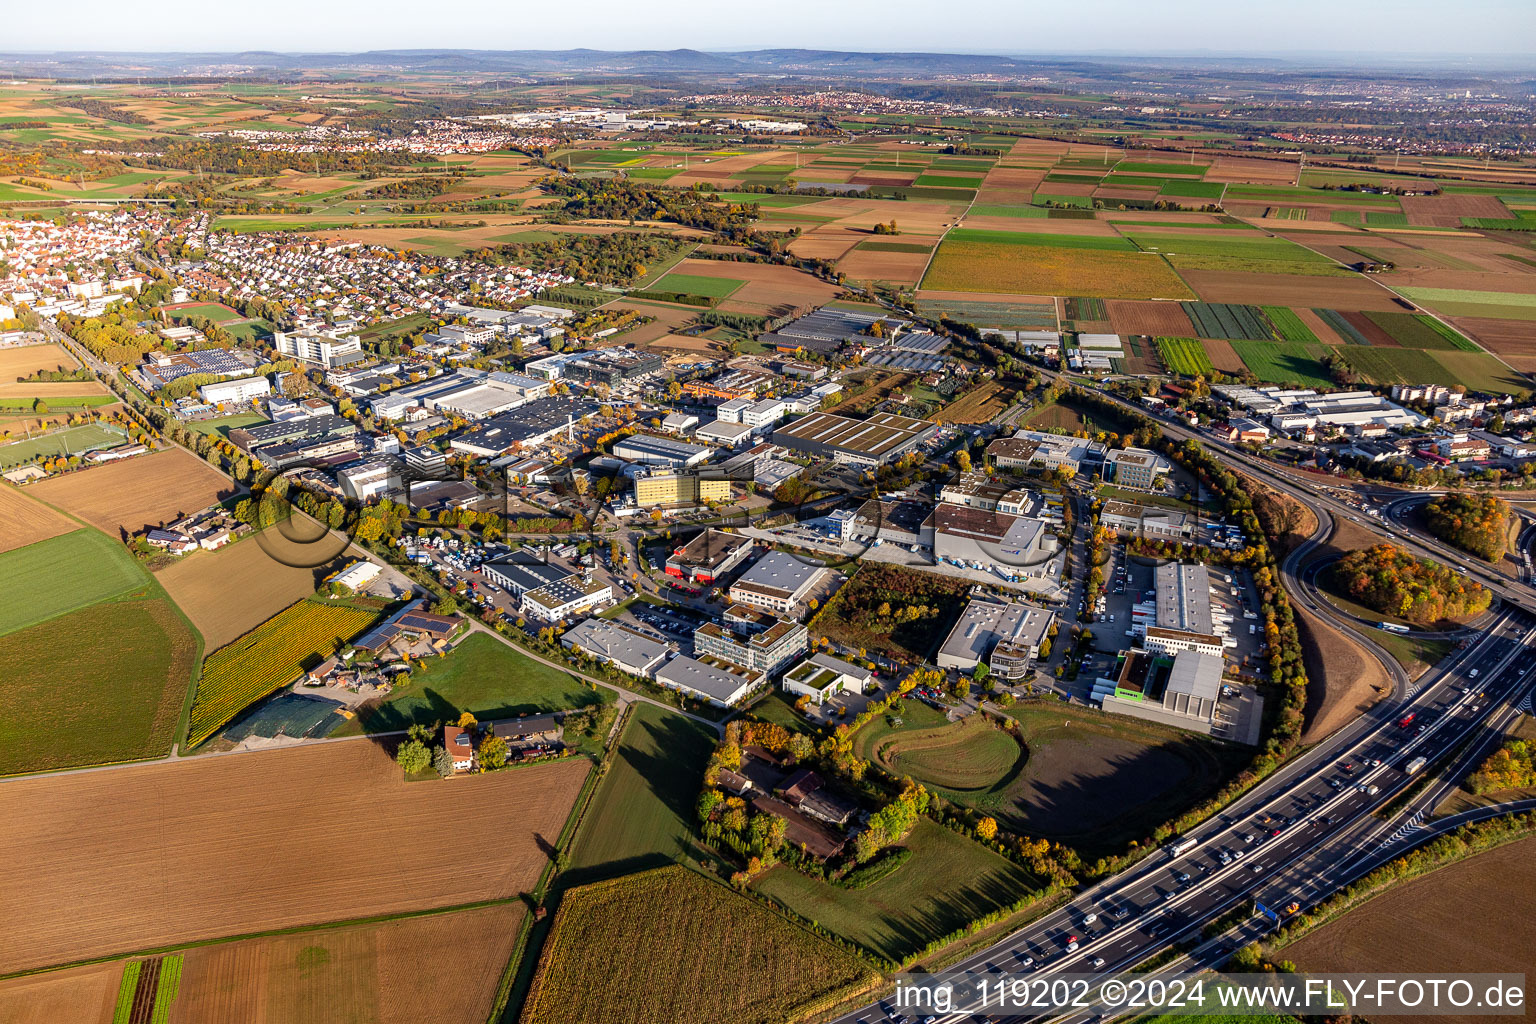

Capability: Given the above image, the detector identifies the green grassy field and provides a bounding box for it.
[0,394,116,411]
[0,528,148,637]
[1261,306,1321,344]
[1397,287,1536,321]
[1426,351,1531,397]
[966,204,1050,219]
[1155,337,1215,376]
[565,703,719,879]
[946,228,1137,251]
[340,632,609,735]
[162,301,243,322]
[1339,347,1456,386]
[0,424,126,468]
[1364,312,1479,351]
[1227,341,1335,388]
[0,597,195,775]
[647,271,746,299]
[753,818,1042,964]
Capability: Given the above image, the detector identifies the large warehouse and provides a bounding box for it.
[771,411,936,467]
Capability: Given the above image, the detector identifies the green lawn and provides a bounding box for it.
[0,529,148,638]
[752,818,1042,964]
[1368,630,1452,673]
[0,598,195,775]
[162,301,243,322]
[341,632,610,735]
[565,703,719,879]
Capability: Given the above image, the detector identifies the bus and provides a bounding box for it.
[1379,621,1410,634]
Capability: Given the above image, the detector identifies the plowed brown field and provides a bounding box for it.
[0,741,587,972]
[1452,316,1536,369]
[1106,299,1194,336]
[0,343,79,378]
[1180,269,1402,309]
[156,524,346,649]
[1288,837,1536,1024]
[0,483,75,553]
[175,903,525,1024]
[1200,338,1247,374]
[27,447,236,537]
[0,962,118,1024]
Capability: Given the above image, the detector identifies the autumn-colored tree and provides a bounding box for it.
[976,817,998,841]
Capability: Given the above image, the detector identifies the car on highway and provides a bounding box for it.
[1064,935,1080,951]
[1015,952,1034,968]
[1090,957,1106,969]
[1399,712,1417,728]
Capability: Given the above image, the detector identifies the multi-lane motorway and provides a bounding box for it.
[836,610,1534,1024]
[833,374,1536,1024]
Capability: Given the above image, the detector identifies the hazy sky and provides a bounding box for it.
[8,0,1535,56]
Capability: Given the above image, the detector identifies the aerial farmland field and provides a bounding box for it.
[523,866,878,1024]
[922,240,1194,300]
[169,903,526,1024]
[186,596,386,748]
[0,483,74,553]
[1155,337,1215,376]
[0,528,147,637]
[0,597,195,775]
[0,342,79,378]
[26,447,237,537]
[0,740,588,972]
[155,523,349,649]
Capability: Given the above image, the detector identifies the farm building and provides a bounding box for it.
[443,725,476,773]
[353,599,460,654]
[327,561,382,593]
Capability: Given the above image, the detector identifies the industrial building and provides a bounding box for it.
[369,369,549,421]
[695,419,755,447]
[337,460,403,503]
[932,505,1059,578]
[1213,385,1428,434]
[612,434,713,469]
[838,498,935,549]
[447,397,597,457]
[482,551,576,598]
[728,551,830,616]
[522,575,612,621]
[1102,447,1170,490]
[563,348,664,385]
[936,598,1056,679]
[665,529,754,584]
[781,653,872,705]
[771,410,936,467]
[1100,500,1195,540]
[199,374,271,406]
[230,414,356,455]
[986,429,1108,477]
[1155,562,1216,636]
[273,330,367,370]
[655,656,760,707]
[693,615,809,677]
[561,618,672,678]
[633,472,732,508]
[1095,648,1224,735]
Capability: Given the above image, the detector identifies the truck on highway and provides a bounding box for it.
[1379,621,1410,634]
[1165,836,1198,856]
[1405,756,1428,776]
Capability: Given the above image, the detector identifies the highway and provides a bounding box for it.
[835,378,1536,1024]
[835,609,1534,1024]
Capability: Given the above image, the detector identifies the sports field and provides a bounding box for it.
[341,632,609,735]
[0,423,126,468]
[0,528,147,637]
[0,597,195,775]
[0,740,589,972]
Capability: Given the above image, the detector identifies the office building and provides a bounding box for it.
[936,598,1055,679]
